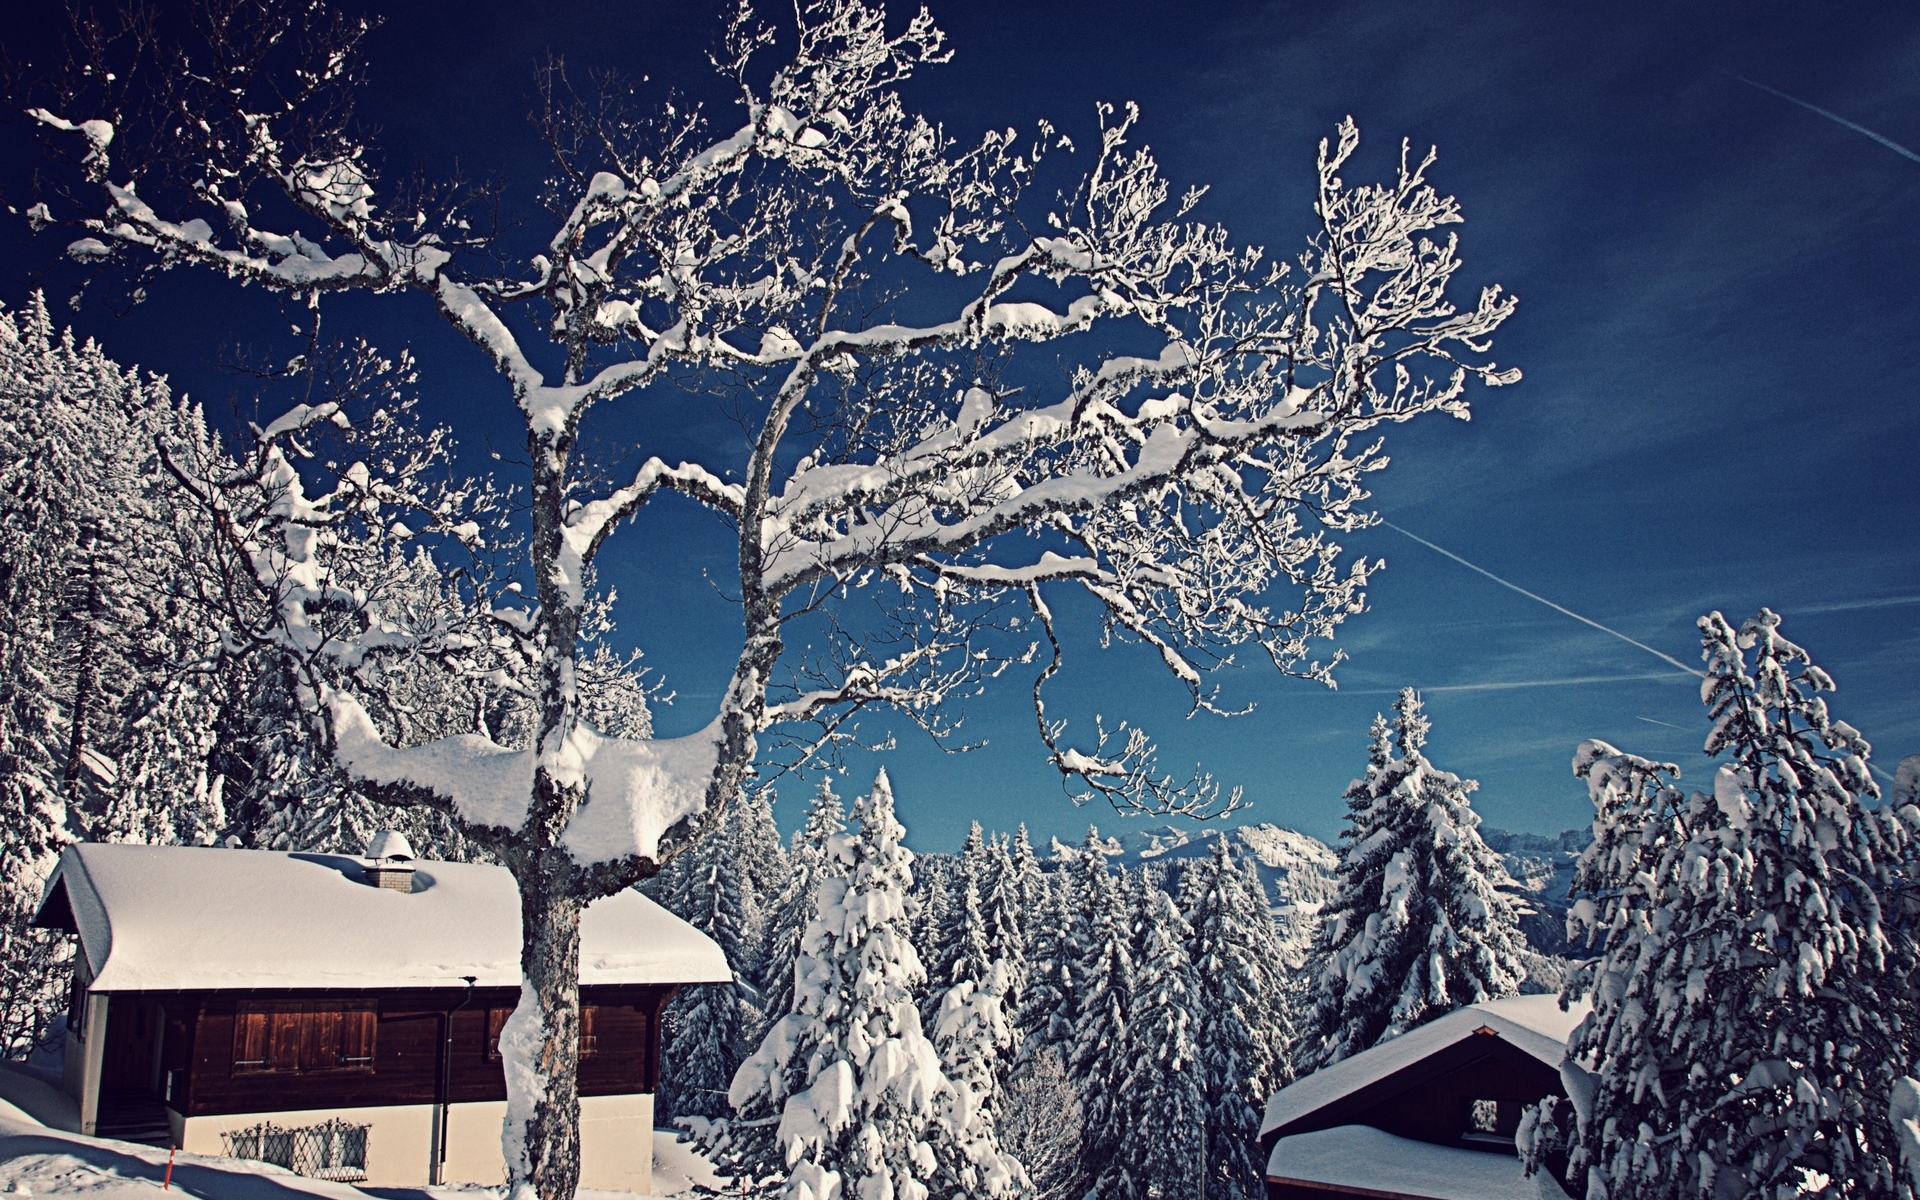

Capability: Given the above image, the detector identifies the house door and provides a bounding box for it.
[101,998,163,1094]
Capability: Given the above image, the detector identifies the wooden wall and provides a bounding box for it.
[142,985,675,1118]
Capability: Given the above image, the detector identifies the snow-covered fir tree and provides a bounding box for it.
[1527,610,1915,1200]
[930,946,1026,1196]
[657,806,758,1122]
[993,827,1041,997]
[760,781,848,1021]
[703,770,953,1200]
[912,857,956,981]
[1067,833,1135,1189]
[1104,889,1205,1200]
[1015,857,1077,1060]
[731,786,790,975]
[1303,690,1527,1070]
[1187,837,1293,1200]
[924,822,991,1013]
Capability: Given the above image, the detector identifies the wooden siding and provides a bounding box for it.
[122,985,676,1118]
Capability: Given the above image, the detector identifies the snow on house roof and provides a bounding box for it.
[1261,995,1590,1139]
[36,843,732,993]
[1266,1124,1570,1200]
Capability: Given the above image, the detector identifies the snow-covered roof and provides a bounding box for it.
[37,843,731,992]
[1261,995,1589,1139]
[1266,1124,1569,1200]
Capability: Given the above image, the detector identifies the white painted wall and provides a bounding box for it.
[181,1103,437,1186]
[178,1095,656,1192]
[64,995,108,1136]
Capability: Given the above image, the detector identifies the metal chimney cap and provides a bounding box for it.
[365,831,416,862]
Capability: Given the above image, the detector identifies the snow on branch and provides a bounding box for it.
[28,0,1519,841]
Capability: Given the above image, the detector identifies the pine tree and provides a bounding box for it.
[1067,835,1134,1188]
[706,770,953,1200]
[760,781,848,1020]
[1187,837,1293,1200]
[732,786,790,964]
[1303,690,1527,1069]
[1002,828,1043,979]
[1015,862,1076,1060]
[1106,889,1205,1200]
[925,822,994,1027]
[931,857,1027,1200]
[657,811,757,1122]
[1533,611,1914,1200]
[980,832,1032,1029]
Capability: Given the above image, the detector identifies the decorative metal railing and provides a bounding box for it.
[220,1119,370,1181]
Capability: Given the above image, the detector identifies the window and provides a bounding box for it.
[1462,1098,1516,1149]
[486,1005,595,1060]
[232,1003,376,1075]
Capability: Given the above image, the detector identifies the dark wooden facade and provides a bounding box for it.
[98,985,676,1119]
[1262,1028,1567,1200]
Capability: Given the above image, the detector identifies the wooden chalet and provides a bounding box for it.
[32,840,731,1193]
[1260,996,1585,1200]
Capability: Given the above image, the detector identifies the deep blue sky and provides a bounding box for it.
[3,1,1916,851]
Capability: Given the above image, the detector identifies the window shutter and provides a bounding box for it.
[232,1008,271,1073]
[486,1007,511,1061]
[268,1005,304,1073]
[338,1003,376,1069]
[301,1004,342,1071]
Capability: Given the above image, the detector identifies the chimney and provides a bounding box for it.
[364,830,417,891]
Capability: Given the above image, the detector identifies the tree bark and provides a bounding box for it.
[511,858,584,1200]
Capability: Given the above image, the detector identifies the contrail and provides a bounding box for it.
[1727,72,1920,165]
[1636,715,1690,731]
[1380,521,1706,679]
[1347,673,1692,697]
[1790,593,1920,615]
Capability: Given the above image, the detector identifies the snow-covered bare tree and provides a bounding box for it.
[998,1046,1083,1200]
[24,0,1516,1191]
[1302,690,1527,1069]
[1527,611,1917,1200]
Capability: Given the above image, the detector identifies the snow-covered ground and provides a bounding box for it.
[650,1132,721,1197]
[0,1108,721,1200]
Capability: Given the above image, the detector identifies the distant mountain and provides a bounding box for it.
[1478,826,1587,956]
[1071,819,1590,960]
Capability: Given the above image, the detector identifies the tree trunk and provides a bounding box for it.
[507,860,584,1200]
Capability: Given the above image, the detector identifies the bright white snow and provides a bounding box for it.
[40,843,731,991]
[1265,1124,1570,1200]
